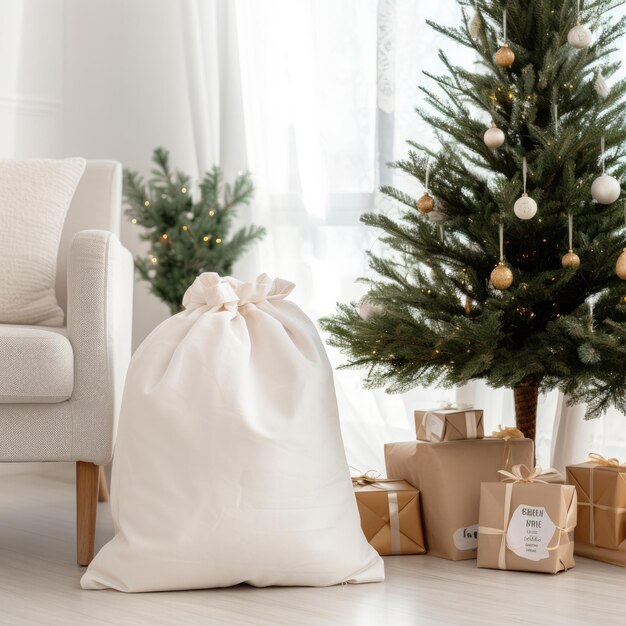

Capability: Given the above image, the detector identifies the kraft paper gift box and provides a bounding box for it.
[573,540,626,567]
[384,436,533,560]
[566,454,626,552]
[352,477,425,556]
[477,465,577,574]
[414,408,484,442]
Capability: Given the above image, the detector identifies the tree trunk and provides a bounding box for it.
[513,378,540,441]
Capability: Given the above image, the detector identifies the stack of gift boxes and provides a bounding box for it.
[353,406,626,573]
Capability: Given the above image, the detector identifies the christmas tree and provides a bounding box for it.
[125,148,266,314]
[321,0,626,440]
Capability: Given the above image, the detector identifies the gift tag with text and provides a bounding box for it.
[506,505,556,561]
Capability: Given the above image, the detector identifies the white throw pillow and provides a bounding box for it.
[81,273,384,592]
[0,158,86,326]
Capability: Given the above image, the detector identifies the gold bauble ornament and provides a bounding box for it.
[495,44,515,68]
[417,192,435,214]
[490,262,514,290]
[616,248,626,280]
[561,250,581,269]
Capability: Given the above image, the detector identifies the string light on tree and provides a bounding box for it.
[417,158,435,213]
[514,157,537,219]
[490,224,514,290]
[568,0,593,49]
[591,136,621,204]
[561,214,581,269]
[495,9,515,68]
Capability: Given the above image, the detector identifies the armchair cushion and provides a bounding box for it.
[0,158,86,326]
[0,325,73,403]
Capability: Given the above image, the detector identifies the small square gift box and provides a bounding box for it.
[566,453,626,551]
[414,405,484,442]
[352,471,425,556]
[478,465,577,574]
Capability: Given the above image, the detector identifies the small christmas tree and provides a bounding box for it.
[321,0,626,440]
[125,148,266,314]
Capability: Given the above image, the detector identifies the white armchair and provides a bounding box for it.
[0,161,133,565]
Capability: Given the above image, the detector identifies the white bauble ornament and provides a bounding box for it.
[484,123,505,149]
[595,71,609,99]
[513,193,538,220]
[616,248,626,280]
[469,12,481,39]
[358,296,384,321]
[567,23,593,49]
[591,174,621,204]
[428,200,448,225]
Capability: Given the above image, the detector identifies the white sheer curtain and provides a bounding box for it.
[185,0,626,473]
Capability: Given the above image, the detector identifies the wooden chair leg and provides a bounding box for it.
[98,466,110,502]
[76,461,99,566]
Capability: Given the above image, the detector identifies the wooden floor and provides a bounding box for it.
[1,468,625,626]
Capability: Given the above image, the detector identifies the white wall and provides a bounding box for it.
[0,0,63,158]
[62,0,204,347]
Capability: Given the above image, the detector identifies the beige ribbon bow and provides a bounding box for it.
[499,464,547,484]
[437,401,474,410]
[350,467,381,486]
[588,452,626,468]
[491,425,525,440]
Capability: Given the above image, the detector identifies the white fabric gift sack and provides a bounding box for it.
[81,273,383,592]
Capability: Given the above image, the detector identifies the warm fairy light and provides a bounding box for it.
[215,238,222,244]
[144,200,150,207]
[203,235,210,242]
[181,187,187,193]
[161,233,168,240]
[182,225,188,231]
[209,210,215,216]
[150,256,158,263]
[131,218,138,224]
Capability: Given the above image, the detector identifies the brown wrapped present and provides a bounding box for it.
[478,465,577,574]
[414,408,484,442]
[573,541,626,567]
[384,437,533,560]
[566,453,626,551]
[352,474,425,556]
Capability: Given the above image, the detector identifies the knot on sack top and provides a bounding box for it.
[182,273,295,311]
